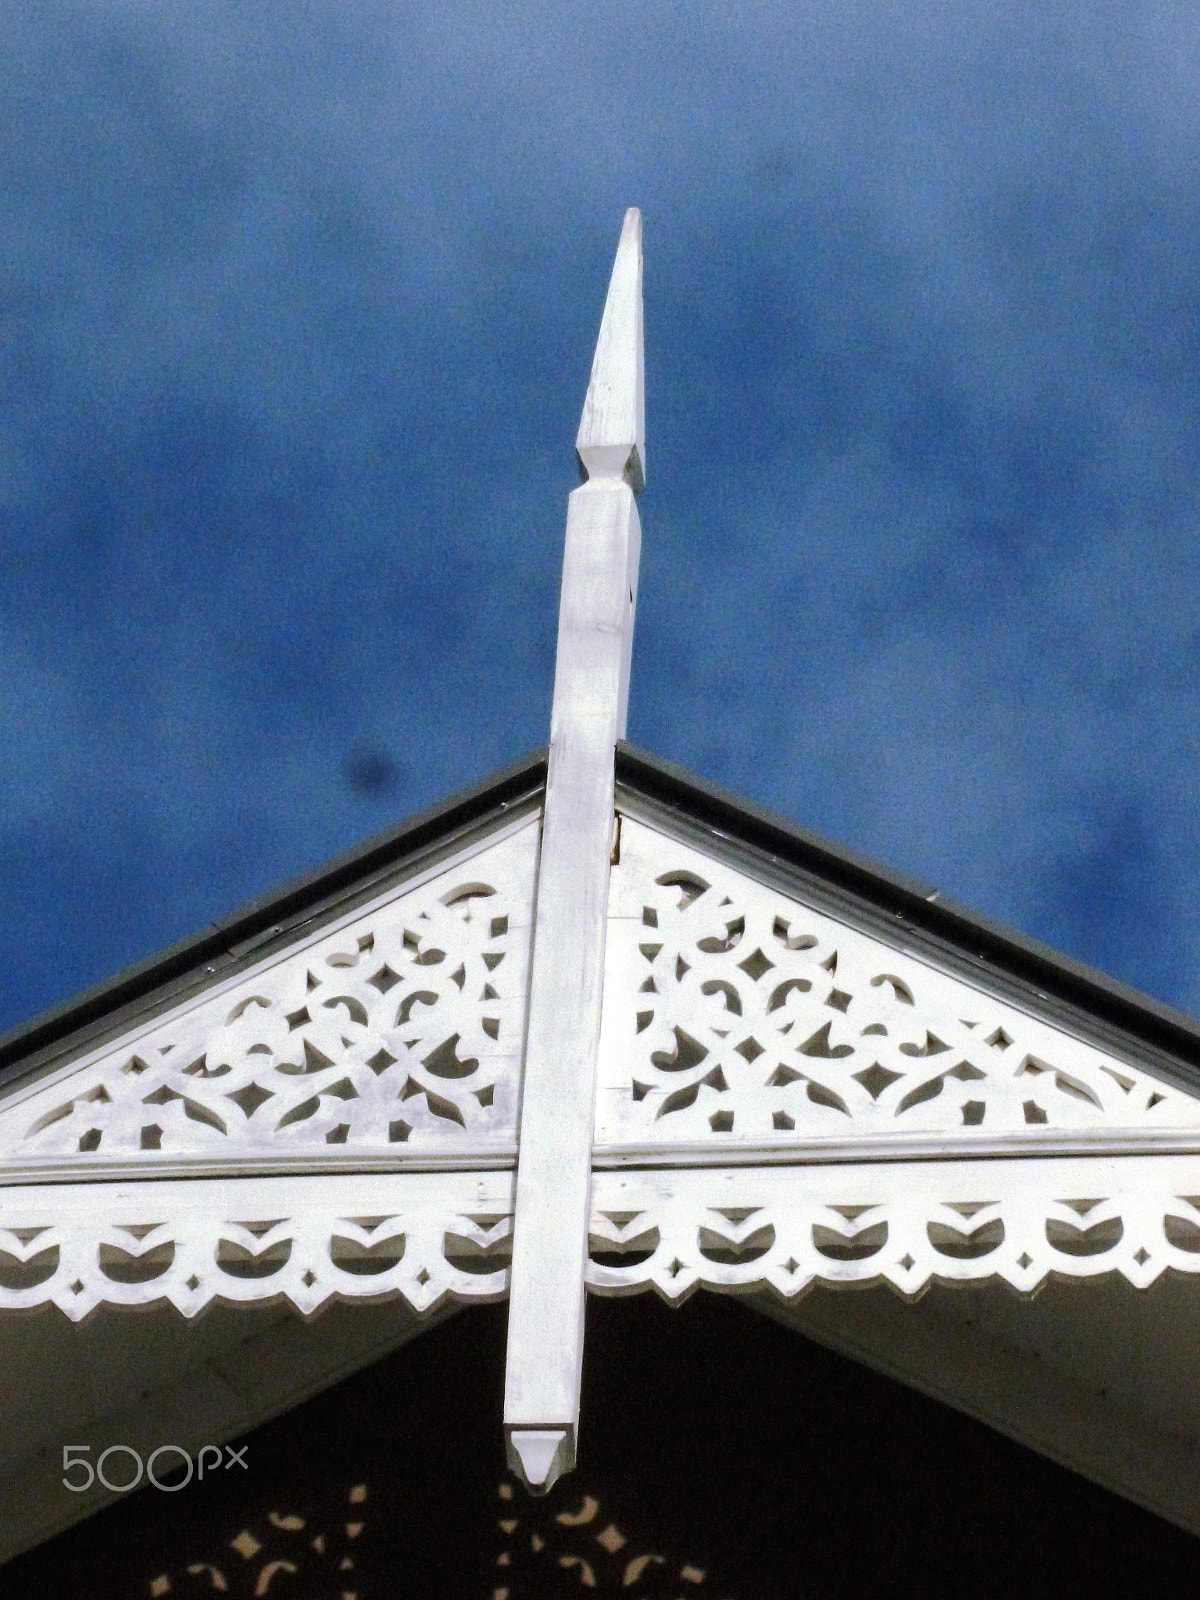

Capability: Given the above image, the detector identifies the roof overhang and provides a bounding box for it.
[3,745,1200,1555]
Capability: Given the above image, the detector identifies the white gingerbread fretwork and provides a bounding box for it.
[595,816,1197,1157]
[6,1158,1200,1322]
[585,1161,1200,1299]
[7,213,1200,1524]
[0,816,538,1179]
[0,1173,514,1319]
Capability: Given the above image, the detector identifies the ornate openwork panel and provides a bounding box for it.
[586,1160,1200,1299]
[0,819,539,1179]
[596,816,1199,1154]
[6,1157,1200,1317]
[0,1173,514,1319]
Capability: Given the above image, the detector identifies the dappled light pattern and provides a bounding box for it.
[141,1475,735,1599]
[147,1481,367,1598]
[492,1478,730,1598]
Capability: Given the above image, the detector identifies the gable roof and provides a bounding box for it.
[4,744,1200,1550]
[4,739,1198,1107]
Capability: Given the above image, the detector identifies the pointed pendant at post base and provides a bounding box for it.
[504,210,645,1495]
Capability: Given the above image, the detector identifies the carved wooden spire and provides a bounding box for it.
[503,209,645,1493]
[576,207,645,492]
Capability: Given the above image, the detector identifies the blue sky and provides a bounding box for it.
[3,1,1200,1032]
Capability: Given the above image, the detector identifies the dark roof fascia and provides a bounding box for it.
[6,737,1198,1104]
[616,741,1200,1082]
[0,750,547,1084]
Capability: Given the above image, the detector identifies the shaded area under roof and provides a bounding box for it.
[8,1292,1200,1597]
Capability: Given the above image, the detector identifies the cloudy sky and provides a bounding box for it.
[3,1,1199,1034]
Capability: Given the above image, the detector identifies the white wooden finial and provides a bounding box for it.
[504,210,645,1493]
[576,207,645,492]
[508,1428,571,1496]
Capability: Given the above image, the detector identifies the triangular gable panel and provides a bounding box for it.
[596,813,1200,1160]
[0,813,540,1181]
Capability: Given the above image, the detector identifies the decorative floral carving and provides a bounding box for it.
[0,823,538,1173]
[597,819,1194,1147]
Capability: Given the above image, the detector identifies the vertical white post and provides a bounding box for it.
[503,209,645,1493]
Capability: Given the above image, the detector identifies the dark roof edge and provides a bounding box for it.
[0,750,548,1076]
[7,738,1197,1089]
[616,742,1200,1075]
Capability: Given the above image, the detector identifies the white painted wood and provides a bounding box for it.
[0,1143,518,1183]
[596,813,1200,1155]
[0,1170,515,1317]
[508,1429,571,1495]
[592,1129,1200,1165]
[0,1169,516,1216]
[587,1157,1200,1298]
[503,211,645,1491]
[0,813,540,1179]
[5,192,1200,1544]
[7,1151,1200,1315]
[576,207,645,493]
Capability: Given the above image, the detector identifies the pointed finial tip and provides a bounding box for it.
[576,208,645,492]
[507,1428,574,1495]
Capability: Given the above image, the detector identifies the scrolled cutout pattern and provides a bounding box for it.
[0,824,537,1171]
[597,818,1194,1148]
[2,1185,1199,1315]
[584,1184,1200,1300]
[0,1210,513,1319]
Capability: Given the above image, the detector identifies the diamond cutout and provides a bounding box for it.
[227,1083,275,1118]
[737,948,774,982]
[852,1063,902,1100]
